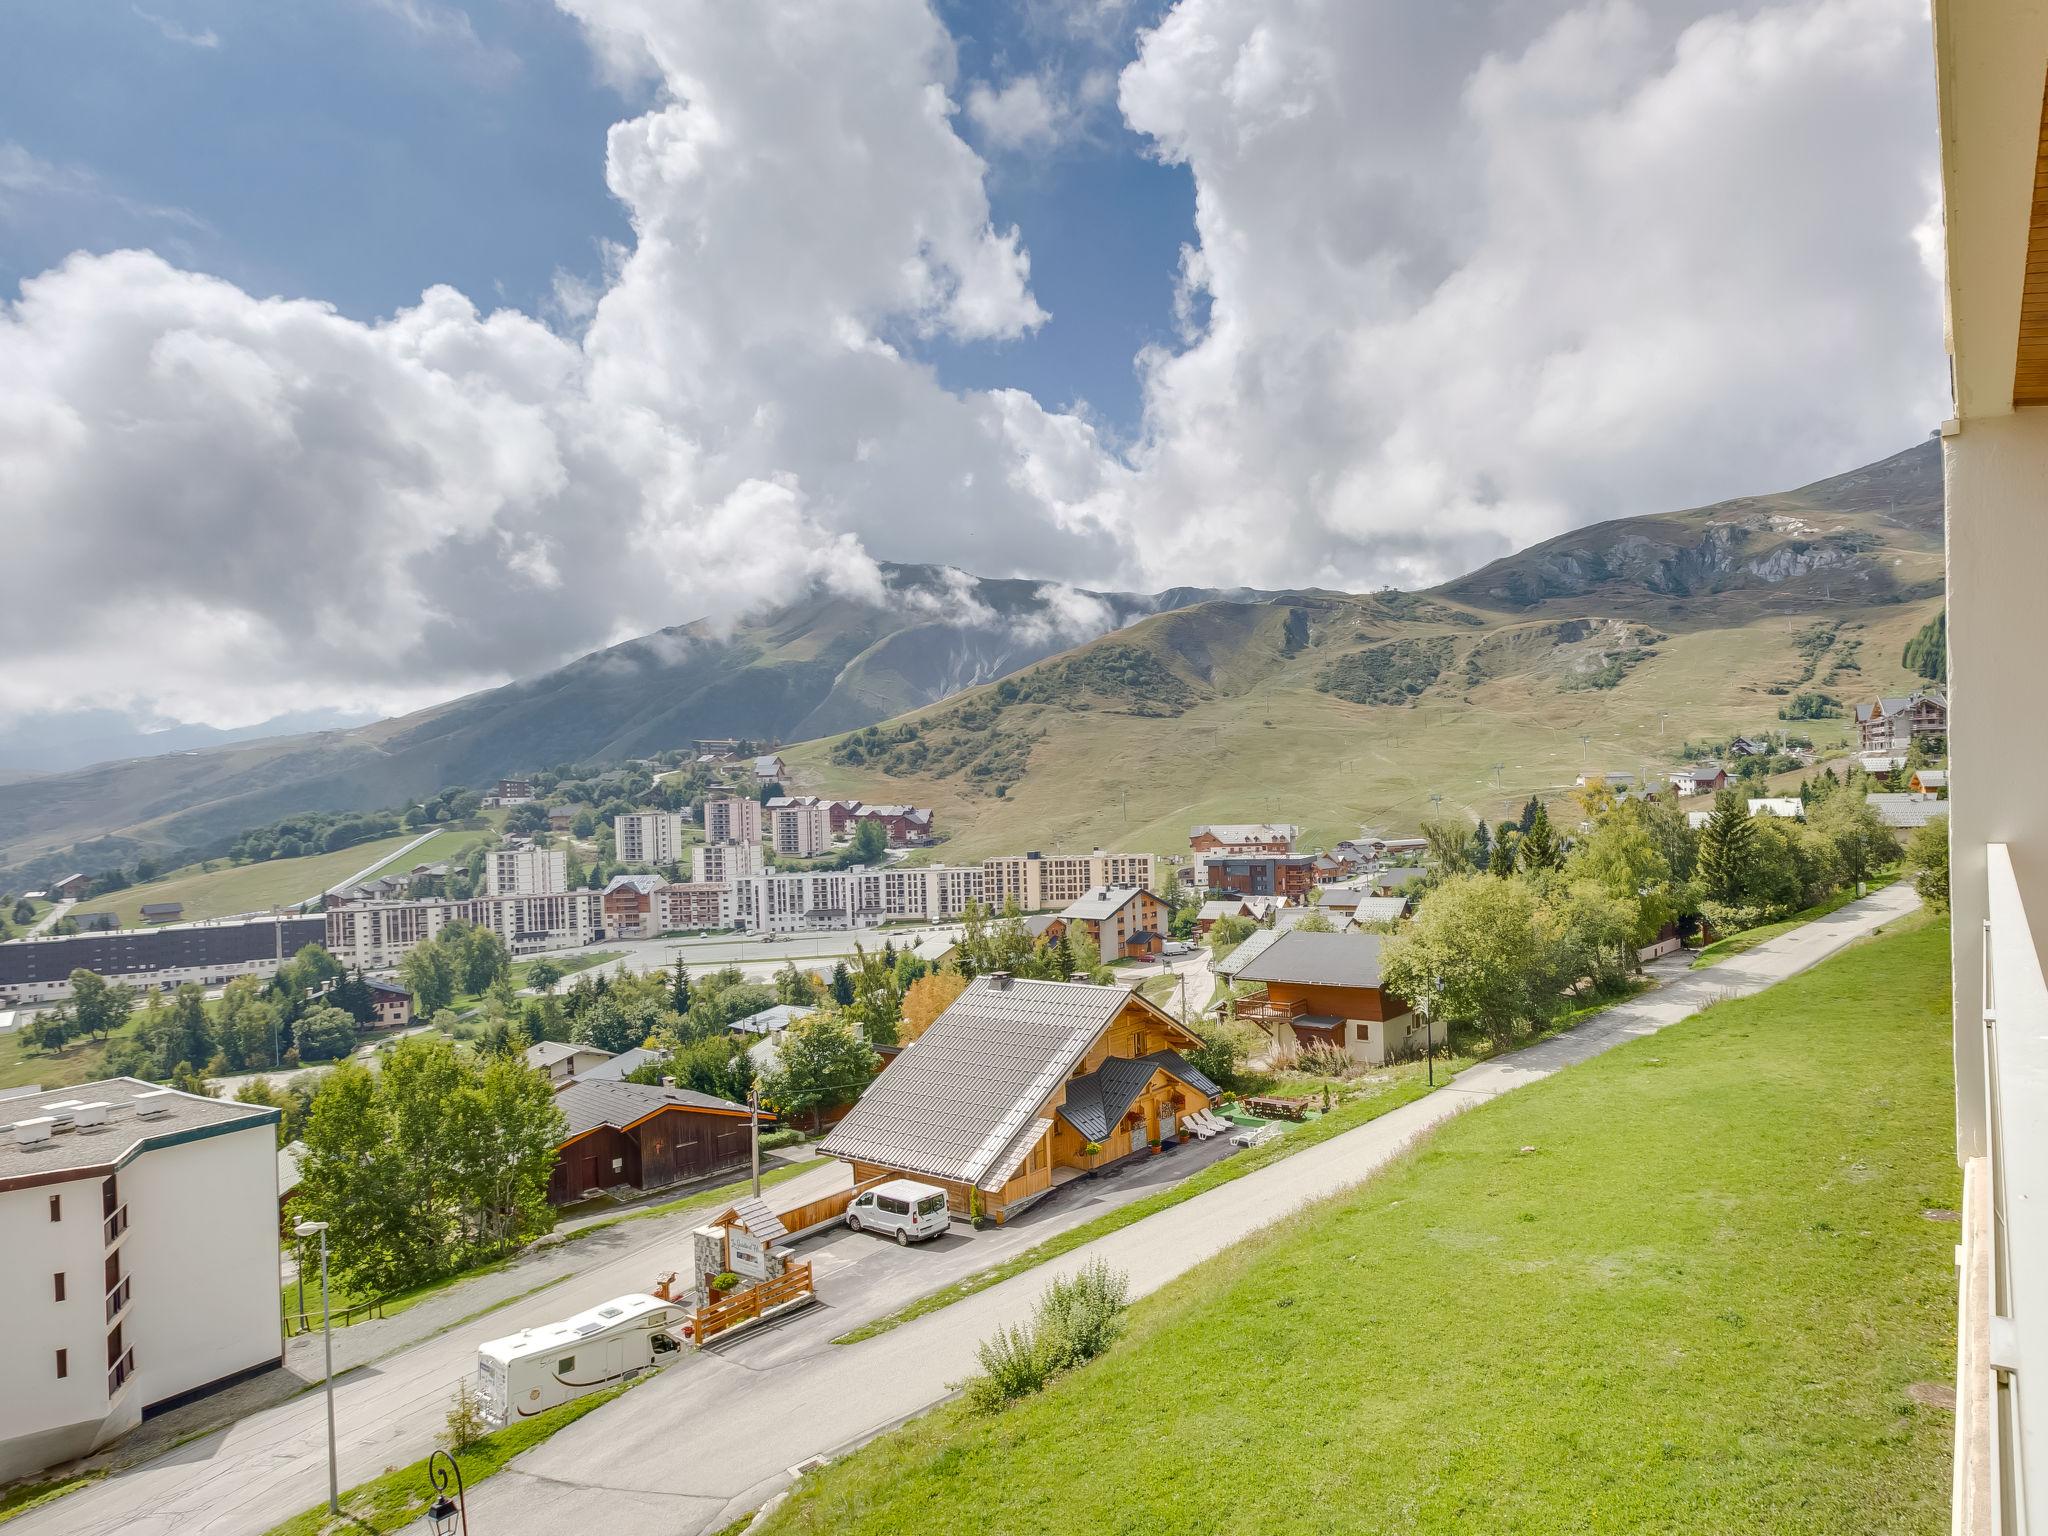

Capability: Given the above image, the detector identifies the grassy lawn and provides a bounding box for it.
[352,822,497,883]
[771,917,1957,1535]
[0,1016,144,1091]
[262,1380,637,1535]
[67,835,427,930]
[1692,871,1900,968]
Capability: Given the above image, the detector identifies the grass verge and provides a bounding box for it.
[0,1471,105,1527]
[772,918,1957,1535]
[261,1380,637,1535]
[832,1073,1446,1345]
[1692,870,1900,968]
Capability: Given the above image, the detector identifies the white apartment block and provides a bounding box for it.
[768,803,831,858]
[979,850,1158,912]
[692,840,767,886]
[655,882,732,931]
[0,1082,281,1483]
[703,796,764,846]
[615,811,688,866]
[323,892,602,969]
[732,864,989,934]
[484,843,568,897]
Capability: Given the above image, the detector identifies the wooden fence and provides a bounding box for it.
[717,1174,891,1242]
[693,1262,814,1345]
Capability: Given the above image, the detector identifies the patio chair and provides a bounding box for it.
[1198,1109,1234,1134]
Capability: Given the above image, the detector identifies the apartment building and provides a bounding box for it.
[323,892,602,969]
[692,840,767,886]
[1928,9,2048,1528]
[978,850,1158,912]
[614,810,688,866]
[768,802,831,858]
[1189,824,1299,856]
[1201,854,1319,901]
[484,842,568,897]
[600,874,664,940]
[1855,691,1949,754]
[0,1082,281,1482]
[655,882,731,931]
[703,796,764,846]
[0,915,328,1006]
[730,864,989,934]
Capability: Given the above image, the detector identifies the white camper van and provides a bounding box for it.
[477,1293,685,1424]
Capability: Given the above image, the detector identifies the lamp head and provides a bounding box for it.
[293,1220,329,1238]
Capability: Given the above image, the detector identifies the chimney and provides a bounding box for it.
[987,971,1012,990]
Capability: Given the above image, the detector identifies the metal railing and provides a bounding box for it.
[103,1204,128,1247]
[104,1274,130,1325]
[1958,845,2048,1535]
[283,1297,385,1337]
[106,1345,135,1398]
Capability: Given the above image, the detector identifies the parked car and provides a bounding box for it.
[845,1179,952,1245]
[1162,939,1194,957]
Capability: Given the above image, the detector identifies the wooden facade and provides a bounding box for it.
[548,1102,753,1204]
[1243,978,1419,1066]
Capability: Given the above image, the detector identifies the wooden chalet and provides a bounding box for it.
[1231,930,1434,1066]
[820,975,1219,1223]
[546,1080,761,1204]
[1059,886,1168,960]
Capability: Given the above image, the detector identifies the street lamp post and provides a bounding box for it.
[293,1220,339,1515]
[425,1447,469,1535]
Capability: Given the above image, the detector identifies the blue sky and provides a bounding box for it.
[0,0,1191,434]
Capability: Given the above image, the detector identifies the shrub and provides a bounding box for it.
[444,1380,487,1453]
[710,1271,741,1294]
[963,1261,1128,1413]
[758,1128,809,1151]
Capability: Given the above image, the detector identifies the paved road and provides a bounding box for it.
[460,881,1923,1536]
[15,883,1917,1535]
[24,897,75,937]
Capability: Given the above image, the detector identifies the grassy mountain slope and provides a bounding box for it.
[0,569,1231,877]
[790,445,1944,858]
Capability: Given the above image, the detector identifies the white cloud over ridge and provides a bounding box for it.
[0,0,1943,728]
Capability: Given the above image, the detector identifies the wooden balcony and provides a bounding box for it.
[1235,991,1307,1026]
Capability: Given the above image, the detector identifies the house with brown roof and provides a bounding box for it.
[546,1080,760,1203]
[1230,930,1434,1066]
[1189,823,1299,855]
[819,975,1217,1222]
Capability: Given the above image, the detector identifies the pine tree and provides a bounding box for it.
[1519,795,1542,834]
[1472,820,1492,869]
[1696,790,1758,904]
[1490,822,1519,877]
[669,958,691,1014]
[1516,806,1561,872]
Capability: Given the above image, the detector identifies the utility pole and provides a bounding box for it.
[748,1082,762,1199]
[1490,762,1504,790]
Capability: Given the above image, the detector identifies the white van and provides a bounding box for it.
[845,1179,952,1245]
[476,1293,685,1425]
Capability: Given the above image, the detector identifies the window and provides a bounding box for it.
[55,1349,67,1379]
[53,1273,65,1302]
[877,1196,908,1216]
[48,1194,60,1222]
[557,1356,575,1374]
[915,1194,947,1217]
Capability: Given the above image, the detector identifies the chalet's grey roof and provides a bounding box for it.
[1318,886,1367,909]
[820,976,1134,1189]
[573,1046,667,1083]
[1057,1056,1157,1143]
[555,1079,753,1141]
[524,1040,611,1069]
[1347,895,1411,926]
[365,977,410,999]
[1196,899,1253,921]
[1233,930,1388,991]
[1747,798,1805,819]
[139,902,183,916]
[1059,886,1146,922]
[1913,770,1949,788]
[1860,753,1909,772]
[278,1139,306,1200]
[1868,794,1947,830]
[0,1079,276,1189]
[602,873,663,897]
[729,1003,816,1036]
[1214,927,1283,979]
[1272,907,1315,931]
[1021,913,1065,940]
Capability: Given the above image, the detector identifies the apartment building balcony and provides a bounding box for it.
[104,1273,132,1329]
[103,1202,128,1249]
[1954,845,2048,1534]
[105,1345,136,1402]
